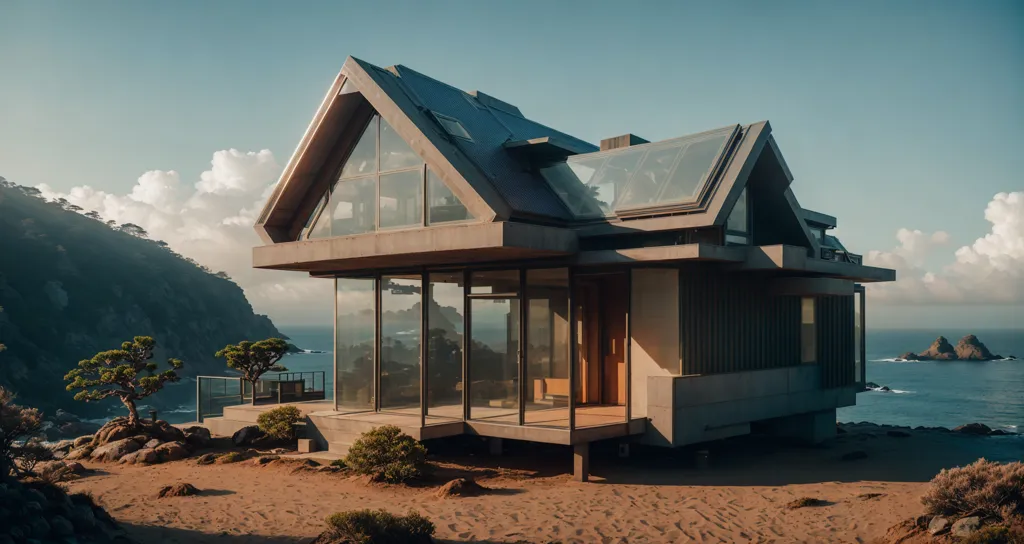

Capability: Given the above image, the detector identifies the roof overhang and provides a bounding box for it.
[504,136,597,163]
[735,245,895,283]
[574,243,746,266]
[253,222,577,274]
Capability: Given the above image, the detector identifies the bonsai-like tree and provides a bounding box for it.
[215,338,289,404]
[64,336,183,428]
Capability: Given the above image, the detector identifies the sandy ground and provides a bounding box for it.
[65,425,1022,544]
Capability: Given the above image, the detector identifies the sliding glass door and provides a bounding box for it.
[468,270,520,422]
[335,278,375,413]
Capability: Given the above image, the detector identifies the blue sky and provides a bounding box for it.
[1,0,1021,328]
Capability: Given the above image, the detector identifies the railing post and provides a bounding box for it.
[196,378,202,423]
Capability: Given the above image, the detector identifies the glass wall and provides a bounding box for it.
[336,278,375,413]
[426,272,465,421]
[468,270,520,421]
[380,275,422,413]
[525,269,570,427]
[854,288,865,385]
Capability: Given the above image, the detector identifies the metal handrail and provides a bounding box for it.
[195,371,327,422]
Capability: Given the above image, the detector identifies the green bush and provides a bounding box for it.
[344,425,428,483]
[961,522,1024,544]
[256,406,302,441]
[330,458,347,469]
[324,509,434,544]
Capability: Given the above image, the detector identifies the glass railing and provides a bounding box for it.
[196,371,327,422]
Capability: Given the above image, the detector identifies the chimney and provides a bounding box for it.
[600,134,649,151]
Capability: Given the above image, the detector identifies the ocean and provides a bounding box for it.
[162,326,1024,431]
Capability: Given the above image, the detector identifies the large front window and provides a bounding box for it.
[301,114,472,239]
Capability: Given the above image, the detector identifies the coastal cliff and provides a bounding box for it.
[897,335,1013,361]
[0,180,281,417]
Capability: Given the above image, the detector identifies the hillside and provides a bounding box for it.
[0,178,281,417]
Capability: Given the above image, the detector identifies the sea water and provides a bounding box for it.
[164,326,1023,431]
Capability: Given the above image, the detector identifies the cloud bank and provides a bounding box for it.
[37,149,333,327]
[865,191,1023,305]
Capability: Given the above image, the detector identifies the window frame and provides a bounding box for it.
[800,296,817,364]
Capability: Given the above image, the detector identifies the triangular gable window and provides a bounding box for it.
[724,187,750,245]
[299,113,475,239]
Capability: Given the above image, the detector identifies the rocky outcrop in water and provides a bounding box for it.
[895,335,1007,361]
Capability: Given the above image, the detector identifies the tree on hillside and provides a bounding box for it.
[105,219,117,228]
[67,204,83,213]
[0,386,46,478]
[215,338,290,404]
[64,336,183,428]
[84,210,102,220]
[16,186,42,199]
[118,223,148,238]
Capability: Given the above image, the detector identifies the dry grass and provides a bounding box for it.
[922,459,1024,520]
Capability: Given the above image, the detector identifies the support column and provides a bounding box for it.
[572,442,589,482]
[488,437,503,456]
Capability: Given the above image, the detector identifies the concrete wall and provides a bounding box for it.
[630,269,680,417]
[641,365,856,447]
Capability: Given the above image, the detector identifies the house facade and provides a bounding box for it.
[249,57,894,480]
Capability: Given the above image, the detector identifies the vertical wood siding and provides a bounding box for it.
[816,295,856,389]
[678,264,854,387]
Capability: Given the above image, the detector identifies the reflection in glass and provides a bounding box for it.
[854,290,864,385]
[330,177,376,236]
[305,195,331,240]
[525,269,569,427]
[427,168,471,224]
[380,118,422,172]
[539,125,736,217]
[426,273,464,421]
[336,278,375,413]
[380,275,422,413]
[340,116,378,179]
[726,187,749,233]
[470,270,519,295]
[469,297,519,421]
[801,297,816,364]
[379,170,423,229]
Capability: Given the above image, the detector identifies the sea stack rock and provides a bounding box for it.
[954,335,1001,360]
[896,352,921,362]
[918,336,957,360]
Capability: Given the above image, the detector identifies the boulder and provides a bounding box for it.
[183,426,212,448]
[144,439,162,449]
[896,352,921,361]
[57,420,101,438]
[92,419,133,445]
[253,455,280,466]
[156,483,199,498]
[73,435,93,448]
[952,423,992,435]
[64,461,86,474]
[154,441,190,462]
[195,453,220,465]
[951,516,981,537]
[864,382,881,389]
[119,448,158,465]
[90,438,140,462]
[879,386,891,392]
[954,335,1000,360]
[65,445,94,461]
[928,516,949,535]
[232,425,265,446]
[145,420,186,443]
[919,336,957,360]
[435,478,488,499]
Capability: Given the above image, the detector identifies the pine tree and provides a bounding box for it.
[215,338,289,404]
[64,336,182,428]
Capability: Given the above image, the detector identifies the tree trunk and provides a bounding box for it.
[250,379,258,405]
[123,398,140,428]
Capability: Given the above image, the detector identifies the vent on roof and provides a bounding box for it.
[600,134,649,151]
[432,112,473,141]
[467,90,523,117]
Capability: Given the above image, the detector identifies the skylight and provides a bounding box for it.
[432,112,472,141]
[539,125,739,219]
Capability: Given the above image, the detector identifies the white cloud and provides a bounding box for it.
[865,191,1024,305]
[38,149,333,327]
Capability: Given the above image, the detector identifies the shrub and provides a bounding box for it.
[344,425,428,483]
[330,458,347,469]
[0,386,49,478]
[257,406,302,441]
[922,459,1024,520]
[324,509,434,544]
[961,521,1024,544]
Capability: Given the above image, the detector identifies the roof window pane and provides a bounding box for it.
[658,131,732,203]
[380,118,423,172]
[617,145,683,208]
[340,116,378,179]
[432,112,472,141]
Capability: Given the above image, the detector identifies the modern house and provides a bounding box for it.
[210,56,895,481]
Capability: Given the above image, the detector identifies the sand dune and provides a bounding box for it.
[64,425,1021,543]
